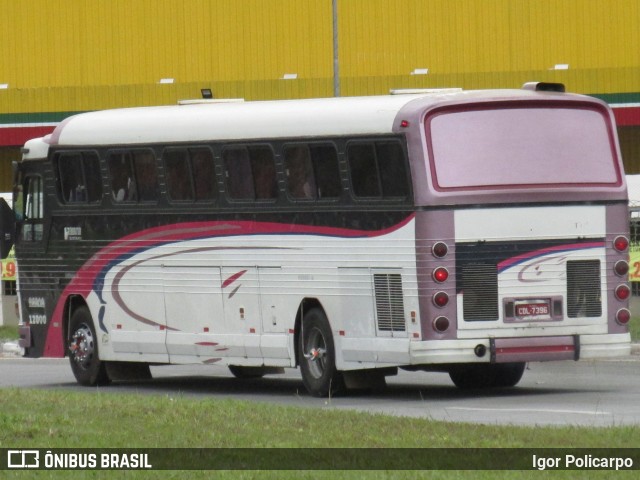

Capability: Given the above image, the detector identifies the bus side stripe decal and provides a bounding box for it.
[222,270,247,289]
[45,216,415,356]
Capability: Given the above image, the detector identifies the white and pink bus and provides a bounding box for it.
[0,83,631,396]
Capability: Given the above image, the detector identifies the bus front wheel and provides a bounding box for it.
[68,306,110,386]
[299,308,344,397]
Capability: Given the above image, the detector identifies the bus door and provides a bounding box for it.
[221,266,261,360]
[13,165,52,355]
[163,266,226,361]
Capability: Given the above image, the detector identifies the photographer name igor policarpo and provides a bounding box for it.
[533,454,633,471]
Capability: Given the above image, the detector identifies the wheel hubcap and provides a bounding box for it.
[303,328,327,379]
[69,324,95,369]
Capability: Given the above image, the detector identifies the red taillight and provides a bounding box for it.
[615,284,630,301]
[432,267,449,283]
[613,236,629,252]
[433,316,450,333]
[432,242,448,258]
[614,260,629,277]
[616,308,631,325]
[433,291,449,308]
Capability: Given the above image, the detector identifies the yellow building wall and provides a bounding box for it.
[0,149,17,186]
[0,0,332,88]
[0,0,335,112]
[338,0,640,95]
[0,0,638,114]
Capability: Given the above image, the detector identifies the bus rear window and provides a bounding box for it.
[426,104,621,190]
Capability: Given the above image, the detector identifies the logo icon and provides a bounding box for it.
[7,450,40,469]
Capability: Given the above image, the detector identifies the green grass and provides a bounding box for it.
[0,389,638,479]
[2,389,637,449]
[0,325,18,340]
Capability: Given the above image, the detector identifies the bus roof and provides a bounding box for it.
[47,93,433,147]
[45,89,597,145]
[22,87,610,157]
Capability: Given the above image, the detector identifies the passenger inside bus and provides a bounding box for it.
[285,146,316,199]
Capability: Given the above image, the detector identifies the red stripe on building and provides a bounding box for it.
[0,126,56,147]
[612,106,640,126]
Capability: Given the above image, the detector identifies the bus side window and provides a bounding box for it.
[132,151,159,202]
[57,153,85,203]
[108,152,136,202]
[190,148,216,201]
[83,152,103,203]
[310,144,340,199]
[284,145,317,200]
[348,143,381,197]
[223,147,254,200]
[376,142,409,197]
[57,152,103,204]
[164,150,194,201]
[249,146,277,200]
[347,141,409,199]
[22,176,43,242]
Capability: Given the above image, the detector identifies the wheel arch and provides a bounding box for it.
[61,294,90,357]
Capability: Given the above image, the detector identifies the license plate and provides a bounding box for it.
[515,302,550,318]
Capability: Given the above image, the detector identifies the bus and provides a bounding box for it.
[0,83,631,396]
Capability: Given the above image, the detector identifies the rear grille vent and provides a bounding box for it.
[567,260,601,317]
[461,263,499,321]
[373,273,406,332]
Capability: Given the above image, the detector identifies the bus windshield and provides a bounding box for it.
[426,104,621,191]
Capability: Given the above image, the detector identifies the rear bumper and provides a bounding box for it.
[491,335,577,363]
[409,333,631,365]
[579,332,632,359]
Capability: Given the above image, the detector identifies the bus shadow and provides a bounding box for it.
[81,370,597,403]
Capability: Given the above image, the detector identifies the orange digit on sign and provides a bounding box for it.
[633,261,640,281]
[630,248,640,282]
[1,259,16,280]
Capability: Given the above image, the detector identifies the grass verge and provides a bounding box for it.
[0,389,638,479]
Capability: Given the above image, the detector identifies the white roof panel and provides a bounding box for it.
[51,94,430,146]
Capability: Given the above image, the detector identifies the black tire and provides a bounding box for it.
[491,362,526,388]
[68,306,110,386]
[449,363,525,389]
[228,366,266,379]
[105,361,152,382]
[449,364,496,389]
[298,307,344,397]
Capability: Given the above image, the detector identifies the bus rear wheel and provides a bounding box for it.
[299,307,344,397]
[68,306,110,386]
[229,366,266,379]
[448,362,525,389]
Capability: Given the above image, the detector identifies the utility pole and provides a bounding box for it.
[332,0,340,97]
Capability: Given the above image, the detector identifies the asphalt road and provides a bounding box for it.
[1,355,638,427]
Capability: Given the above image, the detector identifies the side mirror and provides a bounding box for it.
[0,197,15,259]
